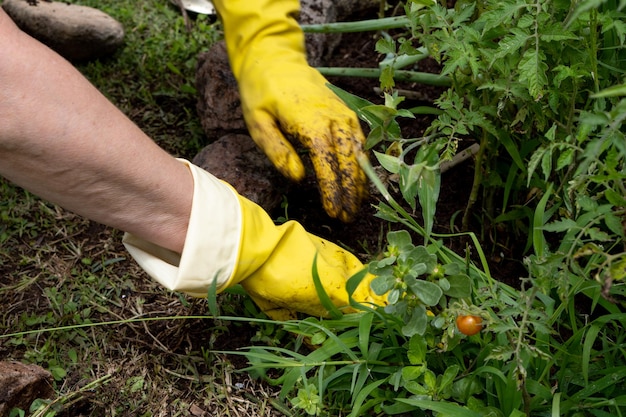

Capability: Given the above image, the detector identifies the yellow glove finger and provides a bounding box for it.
[301,118,368,223]
[280,95,368,222]
[246,110,306,182]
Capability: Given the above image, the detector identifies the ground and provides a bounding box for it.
[0,8,524,417]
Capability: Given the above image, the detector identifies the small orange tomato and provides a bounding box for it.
[456,315,483,336]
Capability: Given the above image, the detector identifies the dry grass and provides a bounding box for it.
[0,178,291,416]
[0,0,293,414]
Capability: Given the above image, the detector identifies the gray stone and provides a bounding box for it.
[0,361,54,416]
[2,0,125,62]
[300,0,341,67]
[192,134,291,212]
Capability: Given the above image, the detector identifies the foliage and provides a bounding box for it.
[236,0,626,416]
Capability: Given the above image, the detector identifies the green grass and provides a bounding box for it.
[74,0,220,157]
[0,1,289,415]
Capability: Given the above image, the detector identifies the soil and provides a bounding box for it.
[0,8,527,417]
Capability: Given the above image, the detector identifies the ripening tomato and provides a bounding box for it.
[456,315,483,336]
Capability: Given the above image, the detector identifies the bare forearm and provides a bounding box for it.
[0,10,192,253]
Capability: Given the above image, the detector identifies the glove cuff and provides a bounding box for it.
[123,159,242,297]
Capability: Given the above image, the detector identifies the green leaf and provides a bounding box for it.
[492,27,530,62]
[400,164,422,210]
[311,253,343,320]
[417,168,441,239]
[408,280,444,306]
[527,146,547,186]
[541,147,553,181]
[592,83,626,98]
[408,334,428,364]
[498,130,526,172]
[396,398,483,417]
[366,126,384,149]
[556,147,575,171]
[539,23,578,42]
[375,37,396,55]
[402,305,428,336]
[605,212,625,238]
[440,364,461,392]
[374,151,401,174]
[371,275,396,295]
[444,274,472,298]
[402,365,425,381]
[519,48,548,100]
[605,189,626,207]
[586,227,611,241]
[380,65,396,90]
[541,218,579,233]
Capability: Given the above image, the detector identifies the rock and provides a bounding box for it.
[192,134,291,212]
[195,42,246,139]
[2,0,125,62]
[300,0,341,67]
[0,361,54,416]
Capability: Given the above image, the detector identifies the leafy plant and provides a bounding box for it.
[232,0,626,415]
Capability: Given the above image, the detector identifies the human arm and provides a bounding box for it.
[0,9,192,254]
[0,8,385,318]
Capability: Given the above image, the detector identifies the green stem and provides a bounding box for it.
[317,67,451,86]
[301,16,410,33]
[461,131,487,231]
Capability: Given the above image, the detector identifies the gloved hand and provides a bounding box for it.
[123,160,385,321]
[211,0,368,222]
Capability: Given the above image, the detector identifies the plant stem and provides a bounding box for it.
[301,16,411,33]
[317,67,451,86]
[462,132,487,231]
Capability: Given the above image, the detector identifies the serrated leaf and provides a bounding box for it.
[586,227,611,241]
[380,65,396,90]
[478,0,526,33]
[541,147,553,180]
[375,37,396,55]
[556,147,575,171]
[605,189,626,207]
[578,195,598,211]
[527,146,547,186]
[541,218,579,232]
[492,27,529,62]
[540,23,578,42]
[519,48,548,100]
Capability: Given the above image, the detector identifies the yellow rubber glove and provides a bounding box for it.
[123,161,385,321]
[212,0,368,222]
